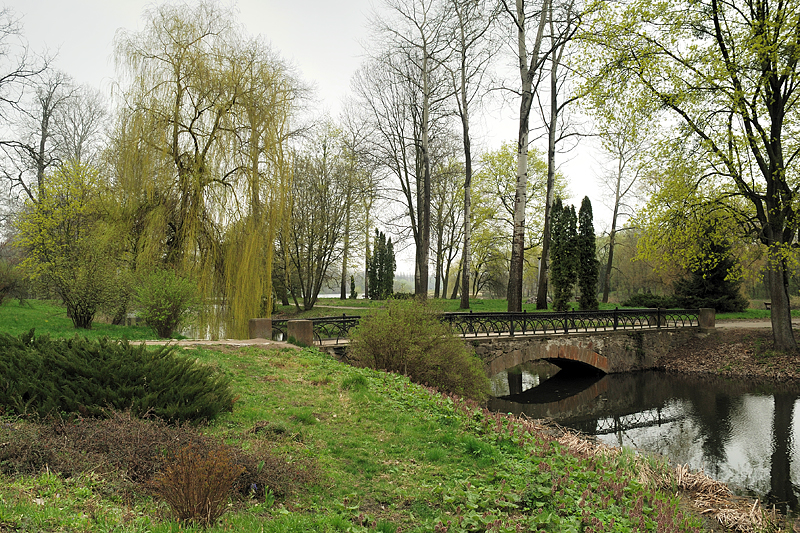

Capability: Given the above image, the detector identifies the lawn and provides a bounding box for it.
[0,299,155,340]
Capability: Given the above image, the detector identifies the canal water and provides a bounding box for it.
[487,363,800,513]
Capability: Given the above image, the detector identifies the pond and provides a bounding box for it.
[487,363,800,513]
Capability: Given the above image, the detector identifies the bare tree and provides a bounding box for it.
[444,0,498,308]
[501,0,552,312]
[533,0,581,309]
[365,0,453,299]
[594,105,652,303]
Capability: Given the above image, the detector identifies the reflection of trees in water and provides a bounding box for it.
[768,393,799,512]
[487,370,800,512]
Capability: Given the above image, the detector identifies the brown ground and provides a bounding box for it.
[657,325,800,382]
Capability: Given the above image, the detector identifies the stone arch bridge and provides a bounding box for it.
[250,308,714,375]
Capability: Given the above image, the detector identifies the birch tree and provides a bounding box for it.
[501,0,552,312]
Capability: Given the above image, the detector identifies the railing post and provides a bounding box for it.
[657,307,662,329]
[564,309,569,334]
[613,307,618,330]
[510,314,515,336]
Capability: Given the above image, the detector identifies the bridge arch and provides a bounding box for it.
[482,338,609,377]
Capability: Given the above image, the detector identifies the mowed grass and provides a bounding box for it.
[0,299,155,340]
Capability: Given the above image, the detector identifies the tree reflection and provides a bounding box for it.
[767,393,799,512]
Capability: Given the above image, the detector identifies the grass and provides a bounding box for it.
[0,299,156,340]
[0,344,708,532]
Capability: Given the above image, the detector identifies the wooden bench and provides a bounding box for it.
[764,302,771,310]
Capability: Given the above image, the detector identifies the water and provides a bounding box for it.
[487,365,800,513]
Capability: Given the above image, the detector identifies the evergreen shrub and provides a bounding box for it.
[0,330,235,423]
[621,293,679,308]
[345,300,490,400]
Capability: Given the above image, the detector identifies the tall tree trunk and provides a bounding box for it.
[340,197,351,300]
[766,250,796,351]
[416,52,432,301]
[507,0,549,312]
[459,58,473,310]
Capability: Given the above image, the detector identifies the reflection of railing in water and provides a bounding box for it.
[591,407,687,435]
[271,308,700,346]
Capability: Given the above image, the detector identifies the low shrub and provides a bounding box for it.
[621,293,679,308]
[345,300,490,401]
[150,443,245,525]
[135,268,198,338]
[0,411,318,504]
[0,330,235,423]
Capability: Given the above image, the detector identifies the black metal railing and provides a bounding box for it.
[272,308,700,345]
[441,308,700,337]
[270,314,361,345]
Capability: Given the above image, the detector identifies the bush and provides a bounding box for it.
[0,330,235,423]
[135,268,198,338]
[0,411,318,504]
[345,300,490,400]
[151,443,245,525]
[621,293,679,308]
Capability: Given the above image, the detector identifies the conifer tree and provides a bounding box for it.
[550,198,578,311]
[577,197,600,310]
[673,229,748,312]
[367,230,396,300]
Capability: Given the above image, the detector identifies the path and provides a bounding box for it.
[716,318,800,329]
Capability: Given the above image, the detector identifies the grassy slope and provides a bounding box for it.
[0,342,704,532]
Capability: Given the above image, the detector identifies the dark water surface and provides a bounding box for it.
[487,363,800,513]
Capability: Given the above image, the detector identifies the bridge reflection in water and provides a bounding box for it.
[487,366,800,514]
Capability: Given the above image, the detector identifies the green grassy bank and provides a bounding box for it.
[0,343,706,532]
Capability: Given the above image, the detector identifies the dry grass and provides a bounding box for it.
[548,422,792,533]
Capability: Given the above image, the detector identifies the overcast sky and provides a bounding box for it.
[5,0,371,112]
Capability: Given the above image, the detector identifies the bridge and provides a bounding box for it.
[249,308,714,375]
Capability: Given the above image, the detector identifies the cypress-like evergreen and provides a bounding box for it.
[550,198,578,311]
[367,230,396,300]
[578,196,600,310]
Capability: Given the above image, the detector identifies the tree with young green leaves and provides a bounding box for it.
[550,197,577,311]
[577,196,599,310]
[15,161,126,329]
[588,0,800,350]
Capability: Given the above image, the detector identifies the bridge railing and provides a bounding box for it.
[271,308,700,345]
[442,308,700,337]
[270,314,361,345]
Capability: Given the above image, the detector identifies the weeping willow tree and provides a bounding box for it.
[111,1,302,338]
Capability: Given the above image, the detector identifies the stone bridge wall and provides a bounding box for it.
[474,328,701,376]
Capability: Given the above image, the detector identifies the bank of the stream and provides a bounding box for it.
[657,326,800,382]
[0,343,727,533]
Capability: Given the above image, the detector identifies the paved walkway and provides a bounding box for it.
[716,318,800,329]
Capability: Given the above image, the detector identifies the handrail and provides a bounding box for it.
[271,308,701,345]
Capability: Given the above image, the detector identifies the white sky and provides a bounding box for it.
[6,0,609,271]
